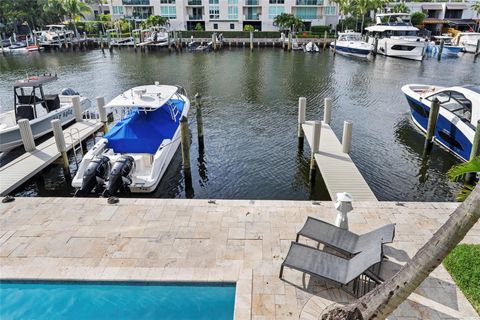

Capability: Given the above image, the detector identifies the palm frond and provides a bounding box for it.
[456,184,476,202]
[447,157,480,181]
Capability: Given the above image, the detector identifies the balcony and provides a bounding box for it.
[244,13,261,20]
[244,0,261,6]
[132,13,151,19]
[295,0,322,5]
[187,0,203,6]
[189,14,204,20]
[122,0,150,5]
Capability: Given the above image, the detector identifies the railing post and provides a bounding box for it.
[342,121,352,154]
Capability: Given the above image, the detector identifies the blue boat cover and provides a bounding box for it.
[105,99,185,154]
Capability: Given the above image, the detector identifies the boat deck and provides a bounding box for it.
[0,120,103,196]
[302,121,377,201]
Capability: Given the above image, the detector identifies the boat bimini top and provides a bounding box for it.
[104,84,184,112]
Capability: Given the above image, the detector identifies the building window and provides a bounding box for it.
[209,4,220,19]
[160,6,177,19]
[228,6,238,19]
[269,0,284,3]
[268,6,284,19]
[295,7,317,19]
[228,0,238,4]
[161,0,175,3]
[444,9,462,19]
[213,23,218,29]
[209,0,219,4]
[230,23,235,29]
[112,6,124,15]
[324,6,336,15]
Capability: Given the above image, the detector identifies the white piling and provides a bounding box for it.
[51,119,69,171]
[72,96,83,122]
[342,121,352,154]
[18,119,36,152]
[96,96,108,133]
[297,97,306,143]
[309,121,321,181]
[324,97,332,125]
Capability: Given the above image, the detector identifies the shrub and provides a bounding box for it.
[311,25,330,33]
[411,11,426,26]
[194,23,203,31]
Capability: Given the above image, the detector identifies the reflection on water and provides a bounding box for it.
[0,49,478,201]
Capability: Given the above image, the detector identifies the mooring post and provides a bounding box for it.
[72,96,83,122]
[18,119,36,152]
[288,33,292,51]
[324,97,332,125]
[297,97,306,146]
[281,32,285,50]
[212,33,217,51]
[51,119,69,173]
[466,120,480,183]
[373,36,379,56]
[96,96,108,133]
[323,30,327,50]
[100,32,105,53]
[333,37,337,55]
[180,116,192,187]
[342,121,353,154]
[195,93,204,150]
[424,98,440,152]
[0,39,4,56]
[309,121,321,182]
[475,39,480,60]
[437,39,444,61]
[250,31,254,51]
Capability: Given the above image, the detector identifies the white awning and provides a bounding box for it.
[105,85,179,110]
[446,3,468,9]
[421,4,443,10]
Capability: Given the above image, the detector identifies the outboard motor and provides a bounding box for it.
[74,156,110,197]
[103,156,135,197]
[61,88,79,96]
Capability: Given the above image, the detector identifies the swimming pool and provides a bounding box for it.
[0,281,236,320]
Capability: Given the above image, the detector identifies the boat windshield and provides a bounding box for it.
[427,91,472,123]
[340,34,362,41]
[380,15,412,26]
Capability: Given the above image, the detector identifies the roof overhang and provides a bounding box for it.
[421,4,443,10]
[14,75,58,88]
[446,4,468,9]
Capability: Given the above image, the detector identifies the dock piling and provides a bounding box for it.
[333,37,337,55]
[18,119,36,152]
[180,116,193,192]
[466,120,480,183]
[72,96,83,122]
[373,37,379,56]
[424,98,440,152]
[51,119,69,173]
[195,93,204,150]
[342,121,353,154]
[250,31,254,51]
[96,96,108,133]
[324,97,332,125]
[323,31,327,50]
[475,39,480,61]
[437,39,444,61]
[288,33,292,51]
[0,39,4,56]
[309,121,321,182]
[297,97,306,146]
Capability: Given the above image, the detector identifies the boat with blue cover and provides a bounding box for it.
[72,84,190,196]
[425,36,463,57]
[401,84,480,161]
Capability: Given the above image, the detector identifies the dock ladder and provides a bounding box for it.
[67,128,84,169]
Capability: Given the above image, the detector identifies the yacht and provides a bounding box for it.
[426,35,463,56]
[452,32,480,53]
[401,84,480,161]
[37,25,74,45]
[72,83,190,196]
[331,30,373,57]
[0,75,91,152]
[365,13,427,61]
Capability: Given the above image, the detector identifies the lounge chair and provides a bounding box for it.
[296,216,395,256]
[279,241,383,297]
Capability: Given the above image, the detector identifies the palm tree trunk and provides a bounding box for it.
[360,15,365,35]
[322,185,480,320]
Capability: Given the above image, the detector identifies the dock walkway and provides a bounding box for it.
[302,121,377,201]
[0,120,102,196]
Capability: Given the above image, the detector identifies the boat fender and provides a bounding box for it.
[74,156,110,197]
[104,155,135,197]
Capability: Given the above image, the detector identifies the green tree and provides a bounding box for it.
[243,24,254,32]
[392,3,410,13]
[41,0,67,25]
[273,13,304,33]
[356,0,370,34]
[332,0,352,31]
[410,11,426,26]
[61,0,92,36]
[141,15,169,29]
[448,157,480,201]
[472,1,480,31]
[194,22,203,31]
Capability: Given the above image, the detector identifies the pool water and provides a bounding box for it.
[0,281,236,320]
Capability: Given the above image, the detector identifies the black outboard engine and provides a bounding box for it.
[74,156,110,197]
[61,88,79,96]
[103,156,135,197]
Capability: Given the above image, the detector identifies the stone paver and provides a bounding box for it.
[0,198,479,319]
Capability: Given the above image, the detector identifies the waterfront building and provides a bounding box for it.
[387,0,479,34]
[106,0,339,31]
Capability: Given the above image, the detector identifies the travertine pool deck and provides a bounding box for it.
[0,198,479,319]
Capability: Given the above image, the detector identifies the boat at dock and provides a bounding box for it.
[426,36,463,57]
[365,13,427,61]
[304,41,319,53]
[452,32,480,53]
[36,25,74,45]
[72,83,190,196]
[331,30,373,58]
[401,84,480,161]
[0,75,91,153]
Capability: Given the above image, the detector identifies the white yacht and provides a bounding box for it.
[452,32,480,53]
[331,30,373,58]
[72,84,190,196]
[0,75,91,152]
[37,25,74,45]
[365,13,427,61]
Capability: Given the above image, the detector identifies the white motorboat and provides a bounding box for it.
[72,83,190,196]
[144,27,169,45]
[37,25,74,45]
[452,32,480,53]
[0,75,92,153]
[426,35,463,57]
[304,41,319,53]
[331,30,373,58]
[365,13,427,61]
[401,84,480,161]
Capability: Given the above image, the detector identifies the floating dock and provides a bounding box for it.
[0,120,103,196]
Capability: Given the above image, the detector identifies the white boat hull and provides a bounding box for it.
[371,38,425,61]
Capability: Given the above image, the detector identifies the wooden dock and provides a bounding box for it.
[302,120,377,201]
[0,120,103,196]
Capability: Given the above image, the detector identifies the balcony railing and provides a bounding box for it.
[295,0,322,5]
[123,0,150,5]
[189,14,204,20]
[244,13,261,20]
[187,0,203,5]
[245,0,260,5]
[132,13,151,19]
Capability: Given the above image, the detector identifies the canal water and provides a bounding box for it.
[0,49,479,201]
